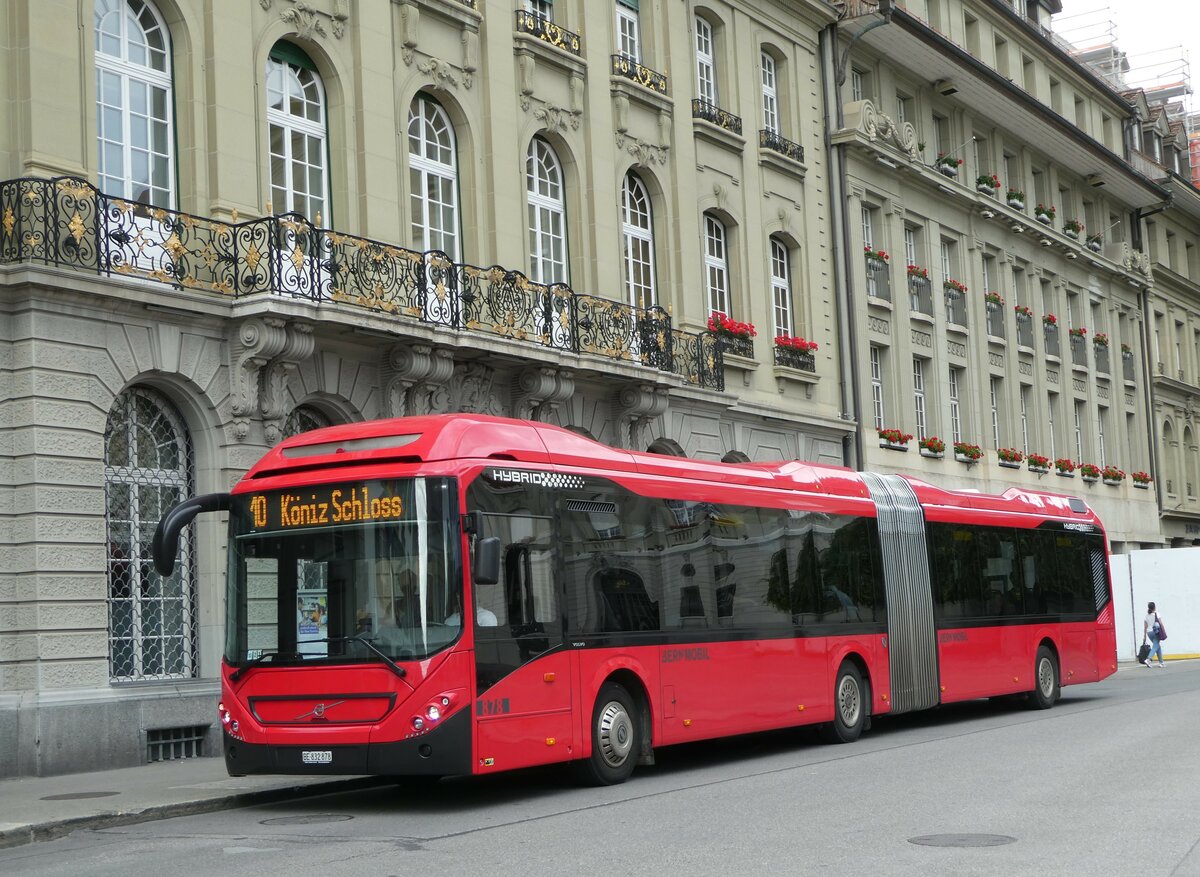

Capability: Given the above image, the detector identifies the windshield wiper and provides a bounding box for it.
[230,650,296,682]
[323,635,407,678]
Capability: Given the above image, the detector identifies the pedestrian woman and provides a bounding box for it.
[1143,601,1166,668]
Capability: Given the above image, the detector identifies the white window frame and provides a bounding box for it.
[408,94,461,259]
[1048,394,1057,460]
[851,68,864,102]
[526,138,568,285]
[904,227,917,267]
[761,52,779,133]
[616,2,640,62]
[949,367,962,444]
[621,173,656,309]
[525,0,553,20]
[1074,401,1084,462]
[703,214,730,316]
[695,16,717,106]
[870,346,885,430]
[770,238,792,338]
[94,0,175,208]
[990,377,1002,449]
[266,52,329,221]
[913,357,928,439]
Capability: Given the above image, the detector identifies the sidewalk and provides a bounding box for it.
[0,756,384,850]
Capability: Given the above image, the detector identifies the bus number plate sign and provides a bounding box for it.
[301,750,333,765]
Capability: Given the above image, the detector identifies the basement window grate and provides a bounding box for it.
[147,725,208,762]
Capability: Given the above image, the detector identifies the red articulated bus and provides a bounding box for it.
[153,414,1117,785]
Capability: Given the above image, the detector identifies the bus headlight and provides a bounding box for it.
[412,716,425,731]
[426,705,441,722]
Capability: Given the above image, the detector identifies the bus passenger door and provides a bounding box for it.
[472,513,574,772]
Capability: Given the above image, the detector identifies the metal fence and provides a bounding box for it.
[0,176,723,389]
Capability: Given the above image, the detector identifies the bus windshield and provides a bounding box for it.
[224,477,461,666]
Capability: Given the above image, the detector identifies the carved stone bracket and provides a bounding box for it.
[615,132,670,166]
[262,0,349,40]
[261,322,316,446]
[613,383,670,450]
[228,317,290,441]
[840,99,922,163]
[452,362,504,416]
[513,366,575,421]
[381,343,455,418]
[533,102,583,133]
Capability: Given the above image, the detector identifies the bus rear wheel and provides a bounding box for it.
[1028,646,1059,710]
[821,662,867,744]
[577,682,639,786]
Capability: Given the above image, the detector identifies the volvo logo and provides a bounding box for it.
[294,700,345,722]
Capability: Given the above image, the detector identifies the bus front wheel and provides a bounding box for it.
[1028,646,1059,710]
[578,682,639,786]
[821,662,867,744]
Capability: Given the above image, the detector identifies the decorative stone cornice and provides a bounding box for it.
[838,99,921,163]
[615,132,669,166]
[261,0,349,40]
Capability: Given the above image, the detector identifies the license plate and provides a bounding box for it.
[301,750,332,765]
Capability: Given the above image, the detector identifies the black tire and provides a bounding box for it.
[1028,645,1059,710]
[821,662,867,744]
[577,682,639,786]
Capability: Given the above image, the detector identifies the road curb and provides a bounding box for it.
[0,776,389,851]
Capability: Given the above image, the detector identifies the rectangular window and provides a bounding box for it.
[616,2,640,62]
[897,92,913,125]
[871,346,885,430]
[940,239,954,282]
[761,53,779,133]
[770,239,792,338]
[990,377,1002,449]
[913,357,928,439]
[695,16,716,105]
[861,206,874,249]
[851,68,864,102]
[934,114,950,157]
[949,366,962,444]
[904,227,917,267]
[1074,96,1086,132]
[1097,406,1107,467]
[525,0,553,19]
[995,35,1010,78]
[1047,393,1057,460]
[1020,386,1030,454]
[965,13,980,55]
[1074,401,1084,462]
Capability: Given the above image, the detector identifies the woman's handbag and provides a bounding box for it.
[1155,614,1167,641]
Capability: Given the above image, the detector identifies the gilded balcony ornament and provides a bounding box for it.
[55,178,93,199]
[610,55,667,93]
[164,231,185,262]
[692,100,743,135]
[759,128,805,163]
[515,10,582,56]
[289,243,305,273]
[245,242,262,272]
[3,206,14,238]
[68,211,87,243]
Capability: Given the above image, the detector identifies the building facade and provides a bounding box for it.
[2,0,1199,778]
[0,0,841,776]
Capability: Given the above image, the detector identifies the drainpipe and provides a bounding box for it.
[1132,197,1172,538]
[823,1,894,469]
[1138,288,1162,531]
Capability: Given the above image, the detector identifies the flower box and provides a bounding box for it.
[880,440,910,451]
[920,448,944,459]
[1102,477,1123,486]
[1133,481,1151,490]
[1081,474,1099,484]
[1007,199,1025,210]
[1056,469,1075,478]
[1028,464,1050,475]
[878,428,912,451]
[998,460,1021,469]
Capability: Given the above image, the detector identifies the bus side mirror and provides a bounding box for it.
[473,536,501,585]
[152,493,231,576]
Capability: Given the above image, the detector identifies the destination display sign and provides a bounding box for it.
[243,481,407,532]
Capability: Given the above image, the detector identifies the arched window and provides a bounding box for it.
[526,138,568,285]
[408,94,460,258]
[104,386,195,681]
[770,237,793,337]
[703,213,729,316]
[283,405,333,439]
[621,173,656,309]
[94,0,174,207]
[266,43,328,221]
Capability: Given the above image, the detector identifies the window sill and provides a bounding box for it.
[986,333,1007,347]
[773,365,819,398]
[866,295,893,312]
[758,144,808,179]
[609,75,673,115]
[692,117,745,153]
[910,311,934,326]
[722,352,758,387]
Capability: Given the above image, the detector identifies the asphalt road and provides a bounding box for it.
[2,662,1197,877]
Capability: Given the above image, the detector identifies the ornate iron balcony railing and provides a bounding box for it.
[716,333,754,359]
[0,176,723,390]
[773,346,815,372]
[691,100,743,135]
[611,54,668,94]
[759,128,804,163]
[515,10,581,56]
[908,276,932,316]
